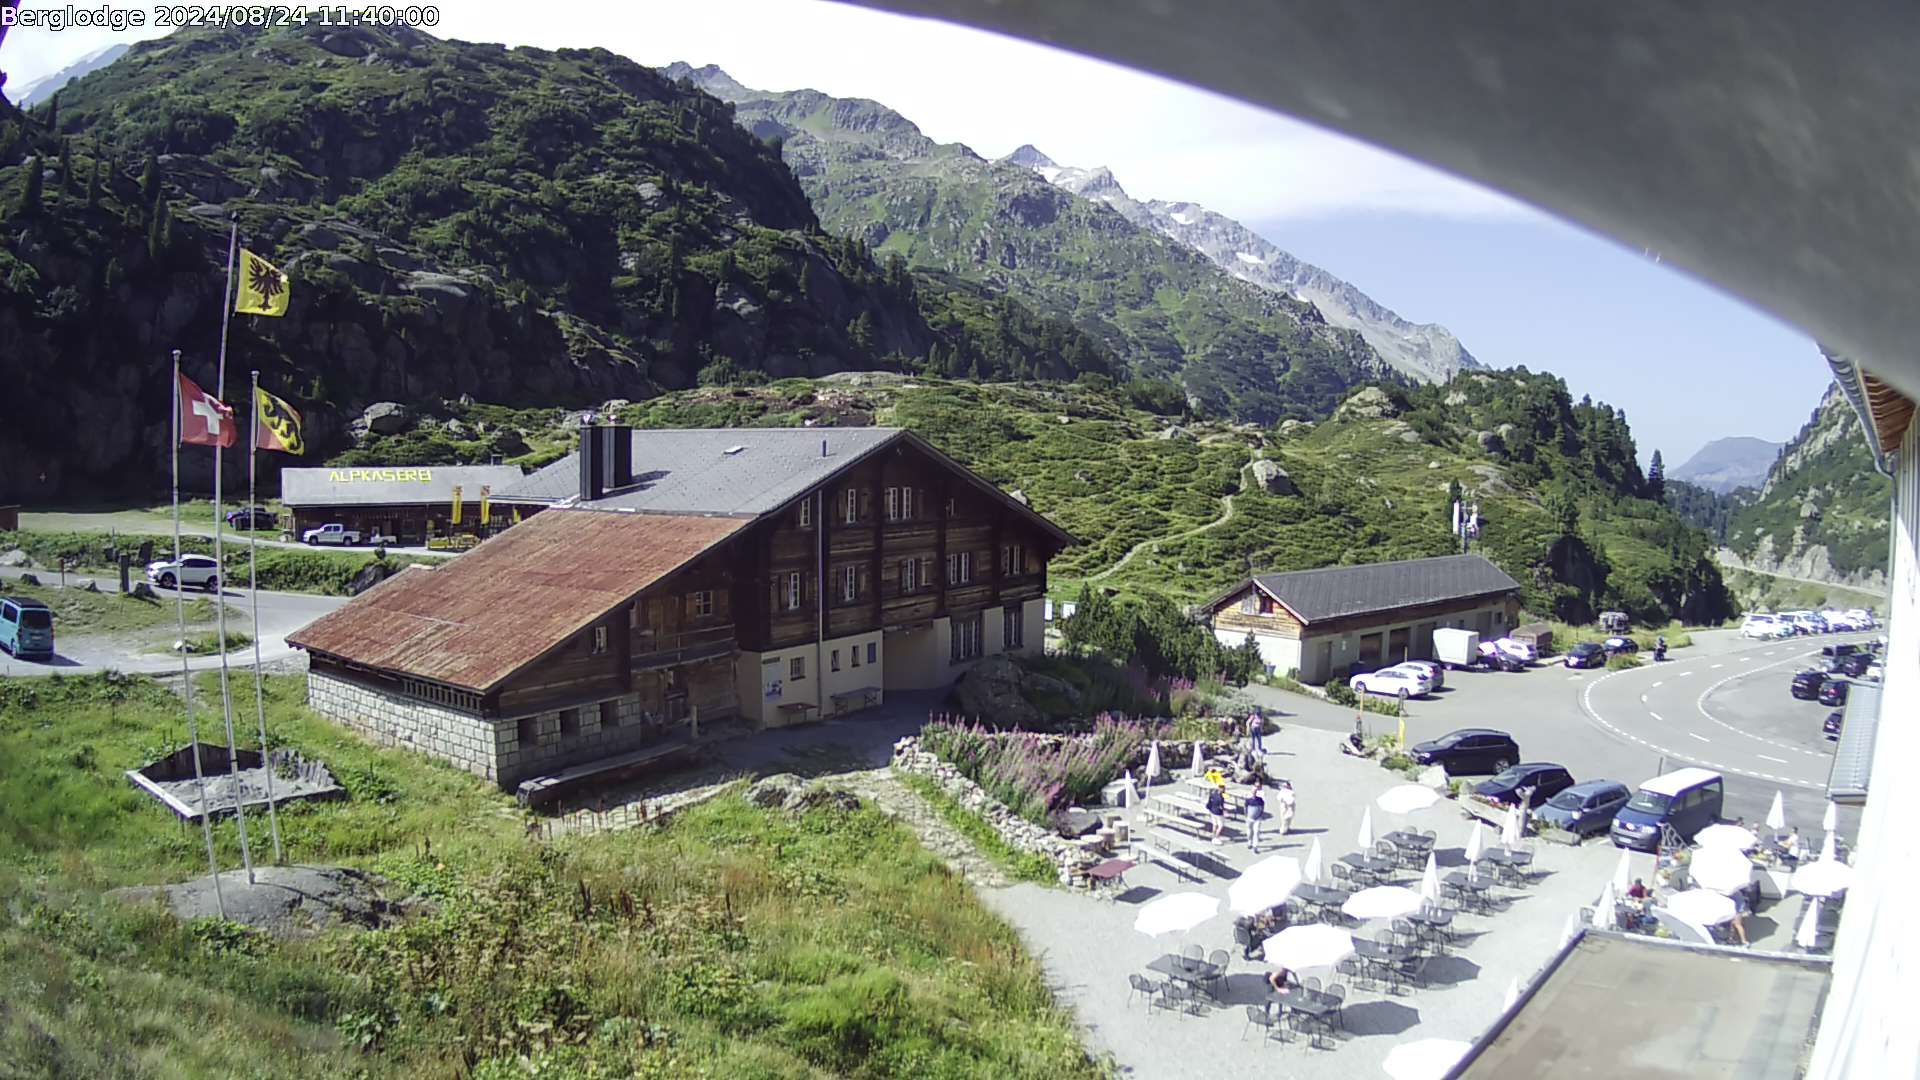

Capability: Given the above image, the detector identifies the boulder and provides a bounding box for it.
[748,773,805,808]
[1444,390,1470,407]
[0,549,28,568]
[951,654,1081,728]
[1056,807,1104,839]
[1154,425,1192,441]
[1250,459,1298,496]
[1334,386,1401,421]
[359,401,412,436]
[1008,488,1030,506]
[129,582,156,599]
[18,573,40,586]
[785,786,862,814]
[1277,419,1315,437]
[81,580,100,593]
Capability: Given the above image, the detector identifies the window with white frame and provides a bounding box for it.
[831,649,841,672]
[799,499,812,528]
[898,559,914,593]
[688,590,714,617]
[950,613,983,663]
[947,551,972,585]
[785,572,802,611]
[918,557,932,588]
[884,487,898,521]
[1001,543,1025,577]
[1239,592,1258,614]
[591,625,609,654]
[867,642,878,665]
[844,487,859,524]
[839,565,860,602]
[1004,604,1024,649]
[790,656,806,680]
[850,644,861,668]
[901,486,913,520]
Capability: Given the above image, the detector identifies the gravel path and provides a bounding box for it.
[1084,451,1262,584]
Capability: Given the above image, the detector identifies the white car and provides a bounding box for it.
[1741,614,1787,639]
[147,554,222,591]
[1490,636,1537,663]
[1387,659,1446,690]
[1351,667,1430,700]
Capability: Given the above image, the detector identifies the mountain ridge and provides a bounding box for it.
[1669,435,1781,493]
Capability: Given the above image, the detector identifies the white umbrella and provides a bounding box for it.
[1696,824,1759,851]
[1261,923,1355,970]
[1820,828,1838,863]
[1382,1039,1472,1080]
[1792,859,1855,899]
[1560,909,1583,947]
[1378,784,1441,815]
[1501,803,1524,848]
[1358,806,1375,849]
[1611,850,1633,895]
[1593,882,1616,929]
[1666,888,1737,926]
[1304,837,1324,884]
[1465,822,1486,864]
[1419,852,1440,903]
[1229,857,1303,915]
[1796,898,1823,950]
[1766,790,1787,833]
[1145,742,1161,786]
[1688,845,1756,894]
[1190,741,1204,773]
[1133,891,1220,937]
[1342,885,1426,921]
[1822,800,1838,833]
[1503,977,1521,1011]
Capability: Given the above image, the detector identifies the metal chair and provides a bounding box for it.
[1155,983,1192,1017]
[1184,943,1204,962]
[1242,1004,1279,1044]
[1207,949,1232,996]
[1336,955,1373,991]
[1303,975,1322,995]
[1395,954,1430,991]
[1391,918,1417,948]
[1129,973,1161,1009]
[1325,983,1348,1030]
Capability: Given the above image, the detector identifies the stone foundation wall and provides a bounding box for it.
[891,736,1104,889]
[309,669,508,781]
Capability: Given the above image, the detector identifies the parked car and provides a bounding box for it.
[1790,670,1827,700]
[1827,653,1869,677]
[1740,614,1785,639]
[303,523,362,546]
[1563,642,1607,669]
[1409,728,1520,775]
[1824,710,1844,741]
[1350,667,1430,700]
[1602,636,1639,655]
[1388,659,1445,690]
[1489,636,1537,663]
[1819,679,1851,707]
[0,596,55,661]
[1610,768,1725,851]
[1474,763,1576,808]
[1537,780,1632,837]
[146,554,221,591]
[1477,644,1530,672]
[226,507,279,530]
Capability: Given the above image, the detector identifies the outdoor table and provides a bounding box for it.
[1150,790,1212,818]
[1340,852,1399,881]
[1293,883,1350,917]
[1384,830,1434,850]
[1146,954,1221,986]
[1482,846,1534,885]
[1086,858,1135,900]
[1278,990,1339,1046]
[1444,871,1496,912]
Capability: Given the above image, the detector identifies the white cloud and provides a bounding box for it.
[3,0,1541,223]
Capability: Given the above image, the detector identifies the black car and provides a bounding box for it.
[1819,679,1851,707]
[226,507,278,530]
[1822,643,1859,658]
[1474,763,1577,808]
[1537,780,1632,836]
[1827,653,1869,677]
[1824,710,1844,741]
[1601,636,1639,656]
[1409,728,1520,775]
[1563,642,1606,669]
[1790,670,1827,700]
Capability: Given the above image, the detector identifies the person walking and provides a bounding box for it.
[1246,780,1267,852]
[1206,783,1228,844]
[1247,708,1266,754]
[1276,778,1297,835]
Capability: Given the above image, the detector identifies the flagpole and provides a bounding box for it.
[213,215,256,883]
[175,349,225,918]
[248,369,283,863]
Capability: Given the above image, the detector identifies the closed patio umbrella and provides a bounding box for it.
[1304,837,1324,884]
[1419,852,1440,902]
[1133,891,1220,938]
[1820,827,1838,863]
[1687,845,1756,894]
[1593,882,1616,929]
[1560,909,1583,947]
[1358,806,1375,849]
[1503,977,1521,1011]
[1695,824,1759,851]
[1792,859,1854,899]
[1822,800,1838,833]
[1382,1039,1472,1080]
[1261,923,1355,970]
[1666,888,1737,926]
[1501,803,1524,847]
[1796,898,1823,950]
[1612,850,1633,895]
[1145,743,1161,789]
[1377,784,1441,815]
[1465,822,1486,864]
[1342,885,1426,921]
[1766,790,1787,833]
[1229,857,1303,916]
[1190,741,1203,774]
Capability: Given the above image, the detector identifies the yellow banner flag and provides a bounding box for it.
[480,485,492,525]
[450,484,463,525]
[253,386,305,454]
[234,249,290,316]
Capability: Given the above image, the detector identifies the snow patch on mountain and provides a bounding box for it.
[1235,252,1265,265]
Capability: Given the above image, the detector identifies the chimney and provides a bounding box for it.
[606,425,634,490]
[578,422,605,503]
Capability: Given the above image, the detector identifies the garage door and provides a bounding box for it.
[1411,622,1436,659]
[1387,627,1410,663]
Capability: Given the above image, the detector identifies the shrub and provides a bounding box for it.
[1605,653,1644,671]
[919,713,1147,824]
[1325,678,1359,707]
[895,772,1055,884]
[1361,695,1404,718]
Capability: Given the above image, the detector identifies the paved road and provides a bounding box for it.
[19,510,454,560]
[1242,628,1866,843]
[0,566,344,677]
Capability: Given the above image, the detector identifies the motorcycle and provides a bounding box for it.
[1652,642,1667,662]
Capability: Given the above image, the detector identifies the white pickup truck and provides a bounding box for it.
[301,523,394,546]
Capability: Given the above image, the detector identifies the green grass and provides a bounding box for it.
[145,629,253,656]
[0,580,216,635]
[0,673,1100,1078]
[894,771,1058,886]
[1,530,428,596]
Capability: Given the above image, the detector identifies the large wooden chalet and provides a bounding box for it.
[289,424,1072,788]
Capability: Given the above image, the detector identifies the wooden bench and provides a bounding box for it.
[515,739,694,810]
[830,686,882,715]
[773,702,819,727]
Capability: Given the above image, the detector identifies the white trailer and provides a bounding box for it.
[1433,627,1481,669]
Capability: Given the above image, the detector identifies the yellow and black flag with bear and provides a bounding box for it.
[235,249,291,316]
[254,387,305,455]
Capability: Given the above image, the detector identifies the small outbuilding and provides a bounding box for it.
[1199,553,1522,683]
[279,464,529,546]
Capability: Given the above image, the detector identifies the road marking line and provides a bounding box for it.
[1688,732,1710,742]
[1758,754,1788,764]
[1711,664,1724,670]
[1640,694,1648,703]
[1652,681,1664,688]
[1678,671,1694,677]
[1578,661,1830,791]
[1649,711,1663,721]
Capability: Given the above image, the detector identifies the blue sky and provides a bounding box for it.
[2,0,1831,464]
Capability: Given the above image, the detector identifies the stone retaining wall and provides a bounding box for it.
[892,737,1095,888]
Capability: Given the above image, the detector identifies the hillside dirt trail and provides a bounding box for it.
[1083,450,1263,584]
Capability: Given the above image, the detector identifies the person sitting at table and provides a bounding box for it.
[1627,878,1650,901]
[1783,827,1808,864]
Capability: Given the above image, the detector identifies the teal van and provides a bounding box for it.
[0,596,55,661]
[1609,768,1725,851]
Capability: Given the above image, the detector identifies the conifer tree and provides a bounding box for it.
[139,153,160,211]
[16,155,41,215]
[41,92,58,132]
[1647,449,1666,501]
[57,136,71,192]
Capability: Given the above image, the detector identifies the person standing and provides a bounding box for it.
[1247,708,1266,753]
[1206,783,1228,843]
[1246,780,1267,852]
[1276,779,1297,835]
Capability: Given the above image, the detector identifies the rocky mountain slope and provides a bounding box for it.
[670,63,1390,424]
[1722,383,1889,589]
[1001,145,1478,383]
[0,26,1118,496]
[5,45,130,108]
[1669,435,1781,493]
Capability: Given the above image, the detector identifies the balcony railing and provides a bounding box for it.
[631,624,737,671]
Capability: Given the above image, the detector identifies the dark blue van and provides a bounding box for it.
[0,596,55,661]
[1610,768,1725,851]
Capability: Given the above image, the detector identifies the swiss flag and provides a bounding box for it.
[178,371,236,448]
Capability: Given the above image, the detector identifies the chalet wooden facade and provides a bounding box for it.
[1200,554,1521,683]
[290,425,1071,789]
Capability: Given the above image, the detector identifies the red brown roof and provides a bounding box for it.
[288,509,747,691]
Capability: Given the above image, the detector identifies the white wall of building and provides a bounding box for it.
[1809,418,1919,1078]
[1213,626,1303,674]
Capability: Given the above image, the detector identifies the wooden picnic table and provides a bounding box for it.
[1150,790,1211,816]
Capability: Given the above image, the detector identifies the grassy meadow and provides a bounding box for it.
[0,673,1102,1078]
